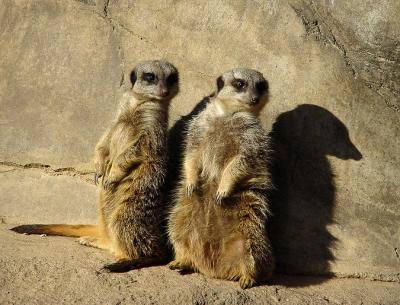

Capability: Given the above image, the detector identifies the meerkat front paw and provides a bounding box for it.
[185,183,197,196]
[103,165,126,190]
[94,157,109,185]
[168,260,183,270]
[216,190,228,204]
[103,175,121,190]
[239,275,256,289]
[184,159,200,196]
[216,185,231,204]
[103,176,119,190]
[184,175,199,196]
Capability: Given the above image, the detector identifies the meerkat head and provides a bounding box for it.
[129,60,179,102]
[214,68,269,114]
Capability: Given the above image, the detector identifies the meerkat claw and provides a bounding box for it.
[239,276,256,289]
[185,184,195,197]
[94,173,102,185]
[105,182,115,190]
[103,178,117,190]
[168,260,192,272]
[215,192,227,204]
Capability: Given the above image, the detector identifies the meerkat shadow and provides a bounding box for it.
[267,104,362,287]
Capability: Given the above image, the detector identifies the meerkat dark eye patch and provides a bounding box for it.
[130,70,137,86]
[255,80,268,95]
[166,73,178,86]
[142,72,156,83]
[216,76,224,92]
[231,79,247,91]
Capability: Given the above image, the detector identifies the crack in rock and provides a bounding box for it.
[103,10,127,89]
[395,248,400,260]
[103,0,110,17]
[81,4,213,83]
[291,1,400,112]
[73,0,96,5]
[290,3,357,78]
[78,2,127,88]
[0,161,95,185]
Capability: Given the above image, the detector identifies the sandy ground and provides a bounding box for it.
[0,224,398,305]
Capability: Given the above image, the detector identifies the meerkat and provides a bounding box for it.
[168,68,274,289]
[12,60,179,272]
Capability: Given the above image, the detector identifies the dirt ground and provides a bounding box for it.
[1,225,398,305]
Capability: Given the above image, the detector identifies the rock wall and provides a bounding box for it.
[0,0,399,282]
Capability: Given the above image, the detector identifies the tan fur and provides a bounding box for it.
[12,60,179,271]
[168,68,274,288]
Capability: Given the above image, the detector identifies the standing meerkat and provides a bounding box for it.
[12,60,179,272]
[168,68,274,288]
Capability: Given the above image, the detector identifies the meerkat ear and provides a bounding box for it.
[130,70,137,87]
[216,76,224,92]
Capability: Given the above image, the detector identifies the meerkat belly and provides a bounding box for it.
[188,196,245,278]
[186,122,243,277]
[200,123,240,183]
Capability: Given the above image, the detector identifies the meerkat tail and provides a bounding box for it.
[101,256,170,273]
[10,224,97,237]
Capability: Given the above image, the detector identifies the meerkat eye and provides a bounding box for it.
[166,73,178,86]
[130,70,137,86]
[231,79,247,91]
[255,80,268,95]
[216,76,224,92]
[143,72,156,83]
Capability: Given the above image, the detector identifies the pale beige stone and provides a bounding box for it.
[0,0,399,291]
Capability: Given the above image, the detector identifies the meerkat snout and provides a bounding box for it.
[160,88,169,97]
[250,96,260,104]
[215,68,269,112]
[130,60,179,101]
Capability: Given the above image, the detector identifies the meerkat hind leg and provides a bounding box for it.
[239,274,256,289]
[168,259,194,274]
[222,237,257,289]
[168,242,195,274]
[237,256,257,289]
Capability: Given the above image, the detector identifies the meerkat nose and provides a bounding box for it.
[250,97,260,104]
[161,89,169,97]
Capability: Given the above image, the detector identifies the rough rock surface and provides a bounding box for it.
[0,0,399,303]
[1,225,399,305]
[0,163,97,224]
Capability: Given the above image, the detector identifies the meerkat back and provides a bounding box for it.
[168,68,274,289]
